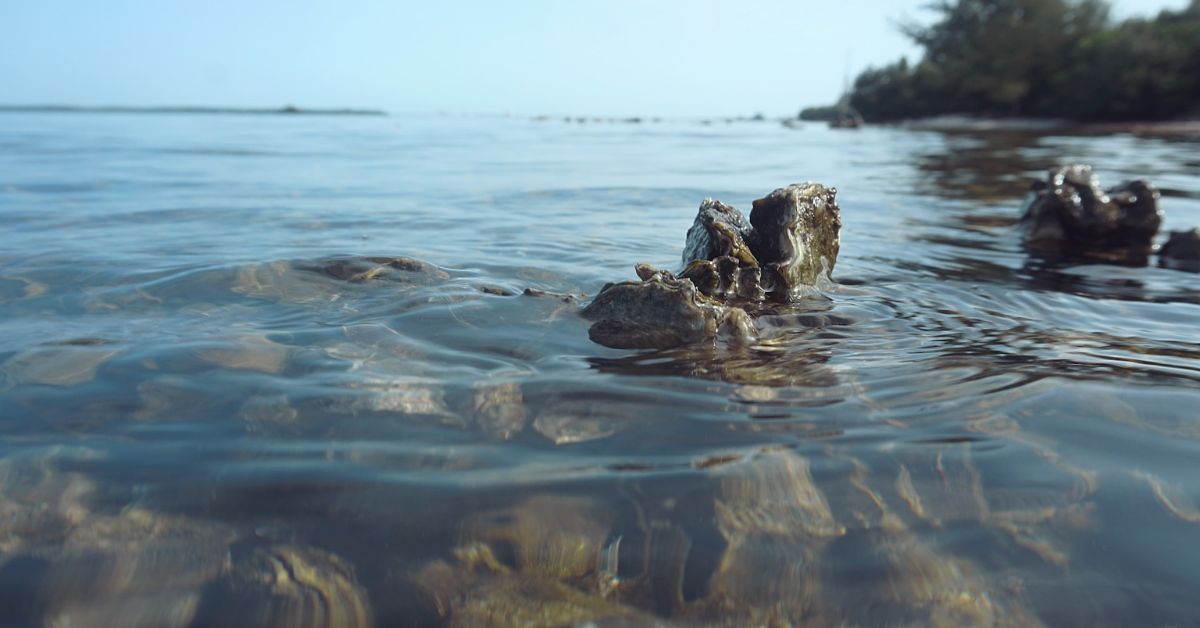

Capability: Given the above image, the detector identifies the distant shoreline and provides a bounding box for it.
[0,105,387,116]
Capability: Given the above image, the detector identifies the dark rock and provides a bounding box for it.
[1020,165,1162,251]
[581,183,841,350]
[307,256,449,283]
[580,270,733,350]
[681,199,757,267]
[749,183,841,298]
[1159,228,1200,271]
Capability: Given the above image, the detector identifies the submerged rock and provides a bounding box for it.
[415,494,659,626]
[1,342,120,388]
[197,544,373,628]
[307,255,449,284]
[417,564,657,627]
[1019,165,1161,251]
[583,184,841,350]
[461,495,612,583]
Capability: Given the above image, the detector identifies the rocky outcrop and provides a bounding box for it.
[583,183,841,350]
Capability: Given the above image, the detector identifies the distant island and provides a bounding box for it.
[0,105,387,116]
[804,0,1200,123]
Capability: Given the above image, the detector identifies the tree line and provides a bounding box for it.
[835,0,1200,122]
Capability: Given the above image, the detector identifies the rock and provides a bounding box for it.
[1158,228,1200,271]
[1020,165,1161,251]
[307,256,449,284]
[681,199,757,267]
[580,269,753,350]
[195,335,289,374]
[749,183,842,296]
[461,495,612,582]
[197,544,374,628]
[1,342,120,387]
[678,256,765,302]
[581,183,841,350]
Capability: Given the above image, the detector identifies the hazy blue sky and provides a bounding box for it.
[0,0,1189,116]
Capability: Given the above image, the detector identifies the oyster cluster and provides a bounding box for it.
[1020,164,1161,249]
[1020,164,1200,269]
[583,183,842,350]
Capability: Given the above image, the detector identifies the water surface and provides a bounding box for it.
[2,113,1199,626]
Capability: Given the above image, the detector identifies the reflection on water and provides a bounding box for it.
[1,113,1199,625]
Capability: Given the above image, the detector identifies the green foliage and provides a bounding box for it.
[798,105,842,121]
[848,0,1200,121]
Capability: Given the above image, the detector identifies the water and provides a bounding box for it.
[1,112,1199,626]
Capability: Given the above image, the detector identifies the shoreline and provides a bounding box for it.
[890,114,1200,136]
[0,104,387,117]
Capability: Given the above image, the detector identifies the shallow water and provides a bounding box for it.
[1,112,1199,626]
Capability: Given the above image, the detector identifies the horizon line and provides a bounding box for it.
[0,104,389,116]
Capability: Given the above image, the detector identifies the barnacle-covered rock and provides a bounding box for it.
[580,268,754,350]
[678,256,765,302]
[749,183,842,296]
[582,183,841,350]
[681,199,757,267]
[1020,165,1161,251]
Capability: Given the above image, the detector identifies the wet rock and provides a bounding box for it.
[232,256,449,306]
[1020,165,1161,251]
[521,287,582,303]
[678,256,765,303]
[582,184,840,350]
[1158,228,1200,271]
[308,255,449,284]
[681,199,757,267]
[681,184,841,301]
[749,183,842,295]
[474,283,516,296]
[581,270,732,350]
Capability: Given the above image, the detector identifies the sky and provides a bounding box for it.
[0,0,1190,117]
